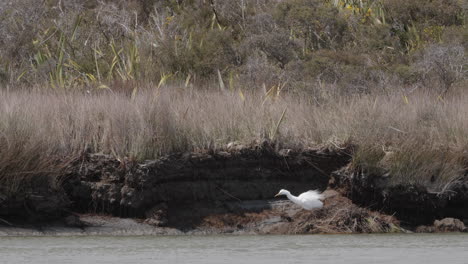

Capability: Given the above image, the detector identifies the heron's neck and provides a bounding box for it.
[285,191,300,204]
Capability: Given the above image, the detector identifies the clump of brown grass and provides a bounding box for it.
[293,191,401,233]
[0,86,466,197]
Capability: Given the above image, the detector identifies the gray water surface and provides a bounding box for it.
[1,234,467,264]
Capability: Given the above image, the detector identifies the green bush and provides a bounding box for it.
[383,0,465,26]
[275,0,349,52]
[157,28,238,77]
[0,0,466,93]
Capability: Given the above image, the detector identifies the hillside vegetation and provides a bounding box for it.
[0,0,466,93]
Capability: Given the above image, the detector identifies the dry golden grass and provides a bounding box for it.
[0,87,466,196]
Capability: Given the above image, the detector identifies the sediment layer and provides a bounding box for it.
[1,143,466,234]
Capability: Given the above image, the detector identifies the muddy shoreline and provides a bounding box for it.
[1,143,467,235]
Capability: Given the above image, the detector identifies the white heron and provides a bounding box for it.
[274,189,324,210]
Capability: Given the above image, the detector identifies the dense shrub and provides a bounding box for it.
[383,0,465,26]
[0,0,466,93]
[275,0,349,51]
[414,44,467,93]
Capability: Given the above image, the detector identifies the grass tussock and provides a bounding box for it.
[0,88,466,196]
[294,192,401,233]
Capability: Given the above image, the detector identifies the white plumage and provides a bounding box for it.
[274,189,324,210]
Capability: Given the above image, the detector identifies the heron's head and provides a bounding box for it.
[274,189,288,197]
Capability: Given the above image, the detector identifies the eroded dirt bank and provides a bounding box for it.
[0,143,467,234]
[0,190,402,236]
[64,144,349,219]
[331,165,468,226]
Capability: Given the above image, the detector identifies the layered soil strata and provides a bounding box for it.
[331,166,468,226]
[0,143,466,234]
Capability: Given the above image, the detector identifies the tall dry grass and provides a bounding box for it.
[0,87,467,196]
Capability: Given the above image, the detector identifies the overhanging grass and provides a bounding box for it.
[0,87,466,196]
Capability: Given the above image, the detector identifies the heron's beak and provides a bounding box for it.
[274,193,280,197]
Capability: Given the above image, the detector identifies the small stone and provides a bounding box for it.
[415,225,435,233]
[144,203,168,227]
[227,142,244,151]
[278,149,292,157]
[64,215,86,228]
[144,217,168,227]
[217,151,231,158]
[434,218,466,232]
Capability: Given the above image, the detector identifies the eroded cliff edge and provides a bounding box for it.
[0,142,467,234]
